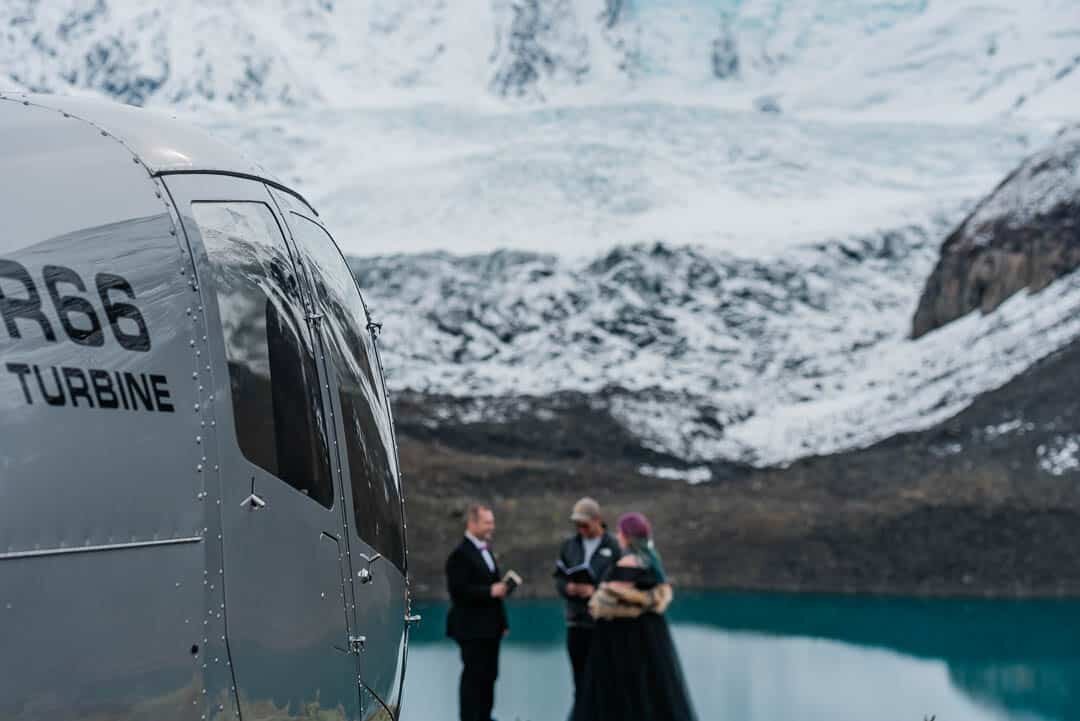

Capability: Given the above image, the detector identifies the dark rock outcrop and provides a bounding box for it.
[912,125,1080,338]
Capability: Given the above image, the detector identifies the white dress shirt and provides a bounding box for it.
[466,532,496,573]
[582,535,602,566]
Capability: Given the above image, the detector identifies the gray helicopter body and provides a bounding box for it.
[0,93,411,721]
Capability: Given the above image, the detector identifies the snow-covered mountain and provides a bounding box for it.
[4,1,1078,121]
[352,189,1080,468]
[4,1,1078,472]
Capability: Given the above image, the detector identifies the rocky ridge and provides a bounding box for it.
[913,124,1080,337]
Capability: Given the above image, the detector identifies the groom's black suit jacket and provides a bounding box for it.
[445,537,509,641]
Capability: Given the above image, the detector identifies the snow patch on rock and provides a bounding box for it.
[1038,435,1080,476]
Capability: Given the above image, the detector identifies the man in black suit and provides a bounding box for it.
[553,497,620,720]
[446,504,509,721]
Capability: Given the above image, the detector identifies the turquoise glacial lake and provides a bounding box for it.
[399,592,1079,721]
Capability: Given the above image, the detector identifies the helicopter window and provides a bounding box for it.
[192,202,334,509]
[285,213,406,571]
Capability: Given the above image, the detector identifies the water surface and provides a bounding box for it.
[400,592,1079,721]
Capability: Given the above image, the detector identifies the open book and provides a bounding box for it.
[555,559,596,585]
[502,570,523,595]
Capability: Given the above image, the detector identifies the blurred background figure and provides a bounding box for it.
[554,497,621,720]
[446,504,509,721]
[574,512,697,721]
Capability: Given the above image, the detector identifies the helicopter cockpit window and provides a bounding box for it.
[192,202,334,509]
[284,212,406,571]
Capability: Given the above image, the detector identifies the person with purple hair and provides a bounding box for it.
[573,512,698,721]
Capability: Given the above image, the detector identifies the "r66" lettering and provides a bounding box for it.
[0,260,151,352]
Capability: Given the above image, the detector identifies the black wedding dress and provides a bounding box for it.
[573,565,698,721]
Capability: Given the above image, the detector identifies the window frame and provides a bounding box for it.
[191,199,336,509]
[284,210,408,572]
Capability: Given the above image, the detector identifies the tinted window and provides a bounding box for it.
[285,213,405,570]
[192,202,334,508]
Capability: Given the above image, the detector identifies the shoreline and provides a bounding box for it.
[410,581,1080,604]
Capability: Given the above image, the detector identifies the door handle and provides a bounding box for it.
[357,552,381,584]
[240,493,267,510]
[405,614,422,625]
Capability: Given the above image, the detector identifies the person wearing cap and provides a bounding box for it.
[553,497,620,720]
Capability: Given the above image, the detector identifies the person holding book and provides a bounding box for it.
[446,504,522,721]
[553,497,621,720]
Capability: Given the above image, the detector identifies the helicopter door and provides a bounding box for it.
[280,210,409,717]
[165,174,360,720]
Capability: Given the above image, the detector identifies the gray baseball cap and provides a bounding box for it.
[570,497,601,523]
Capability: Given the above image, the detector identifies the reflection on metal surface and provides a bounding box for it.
[361,685,397,721]
[0,535,203,561]
[192,201,335,509]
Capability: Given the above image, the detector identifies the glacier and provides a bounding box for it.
[3,0,1079,469]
